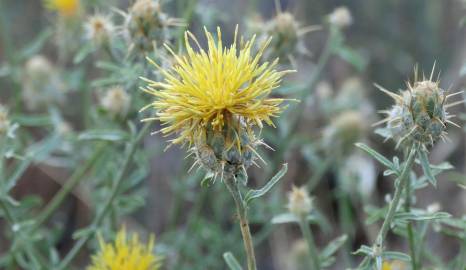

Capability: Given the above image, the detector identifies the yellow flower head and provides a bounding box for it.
[44,0,80,17]
[141,26,293,148]
[87,227,162,270]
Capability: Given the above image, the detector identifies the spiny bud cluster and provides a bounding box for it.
[190,117,261,183]
[287,186,313,217]
[376,67,462,148]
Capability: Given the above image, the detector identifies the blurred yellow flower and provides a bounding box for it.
[382,260,406,270]
[44,0,80,17]
[87,227,162,270]
[141,26,293,147]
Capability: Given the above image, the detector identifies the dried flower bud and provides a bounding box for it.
[375,67,462,148]
[0,105,10,135]
[287,186,313,217]
[323,110,367,155]
[328,6,353,29]
[100,86,131,117]
[22,55,65,110]
[84,14,114,46]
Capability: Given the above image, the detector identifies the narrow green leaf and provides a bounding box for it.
[320,234,348,259]
[394,211,451,222]
[355,143,396,172]
[271,213,299,224]
[223,252,243,270]
[20,29,53,59]
[418,150,436,187]
[244,164,287,205]
[382,251,411,262]
[73,42,95,64]
[353,245,373,256]
[78,130,129,141]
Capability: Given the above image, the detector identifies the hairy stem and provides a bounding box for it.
[375,144,418,247]
[224,176,257,270]
[404,168,418,270]
[298,216,320,270]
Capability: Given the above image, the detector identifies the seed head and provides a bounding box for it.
[100,86,131,117]
[375,65,462,149]
[84,14,114,46]
[141,27,293,180]
[287,186,313,217]
[328,6,353,29]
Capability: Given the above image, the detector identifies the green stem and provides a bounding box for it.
[224,176,257,270]
[298,216,320,270]
[31,143,106,233]
[57,123,150,270]
[404,169,418,270]
[375,144,418,247]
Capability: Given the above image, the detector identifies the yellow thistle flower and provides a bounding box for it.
[141,26,293,147]
[87,227,162,270]
[44,0,80,17]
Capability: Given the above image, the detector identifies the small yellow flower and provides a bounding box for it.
[141,26,293,148]
[44,0,80,17]
[87,227,162,270]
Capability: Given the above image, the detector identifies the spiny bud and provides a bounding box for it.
[84,14,114,46]
[257,9,318,62]
[0,105,10,135]
[191,118,260,183]
[124,0,183,54]
[323,110,367,155]
[328,6,353,29]
[287,186,313,217]
[375,65,462,148]
[100,86,131,117]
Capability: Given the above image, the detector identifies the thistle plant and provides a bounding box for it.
[355,66,464,270]
[141,26,292,270]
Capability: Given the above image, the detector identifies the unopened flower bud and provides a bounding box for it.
[84,14,114,46]
[375,67,462,148]
[287,186,313,217]
[100,86,131,117]
[328,6,353,29]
